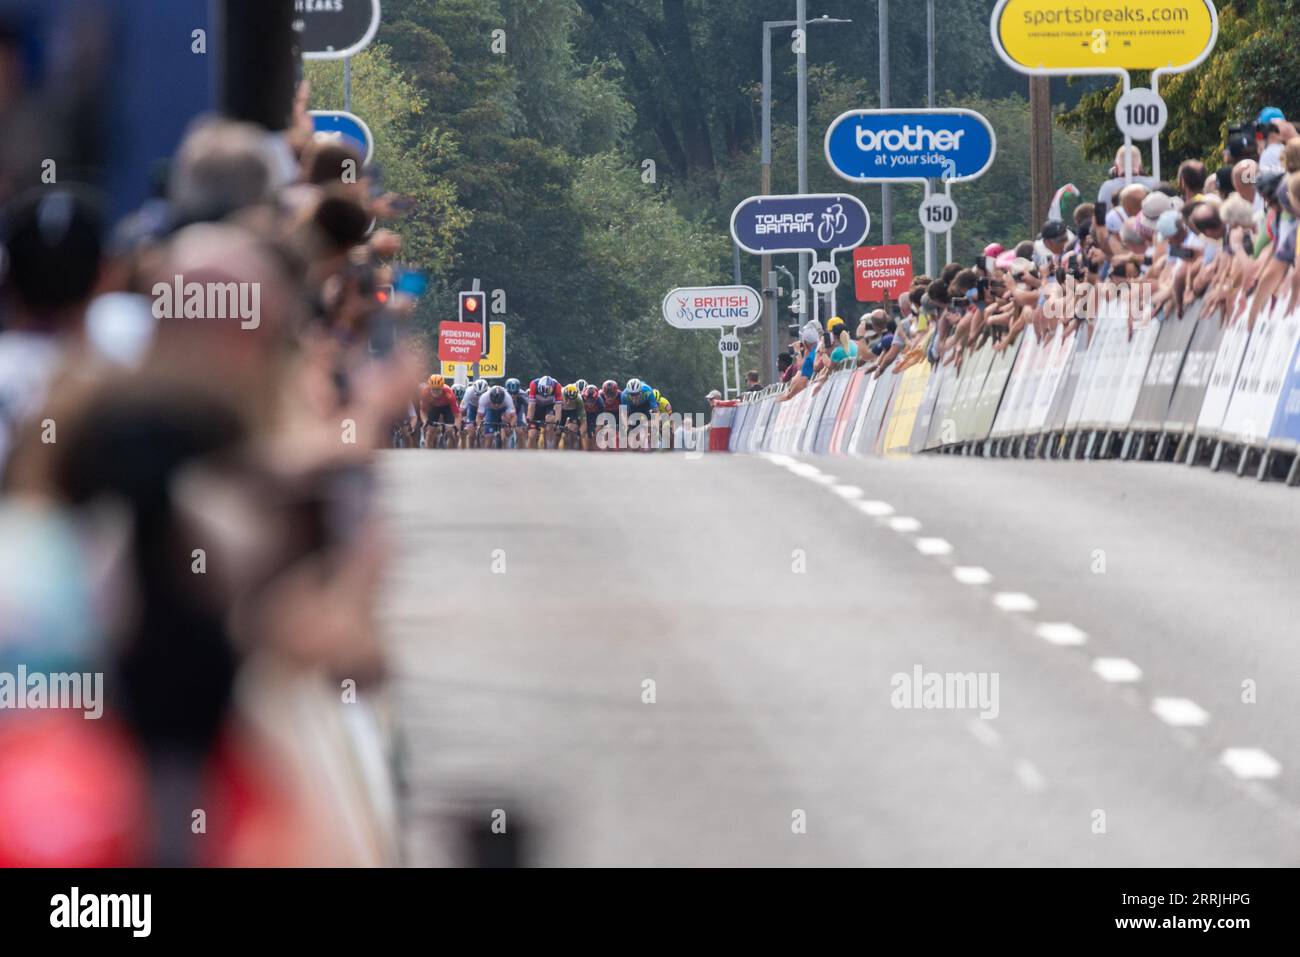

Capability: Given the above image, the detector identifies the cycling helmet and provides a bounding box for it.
[563,383,580,400]
[452,383,466,400]
[428,374,445,390]
[602,379,619,395]
[625,378,642,394]
[470,379,490,396]
[537,375,557,393]
[582,385,600,402]
[505,377,521,395]
[488,385,508,407]
[575,379,589,393]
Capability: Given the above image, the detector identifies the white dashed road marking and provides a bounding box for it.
[967,719,1001,749]
[888,516,921,533]
[1092,657,1143,683]
[952,566,993,585]
[1151,697,1211,728]
[1219,748,1282,781]
[857,500,895,517]
[1034,622,1088,647]
[915,537,953,556]
[830,485,864,500]
[993,592,1038,613]
[1014,759,1048,793]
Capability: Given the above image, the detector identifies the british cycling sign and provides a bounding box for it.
[663,285,762,330]
[730,193,870,256]
[824,109,997,184]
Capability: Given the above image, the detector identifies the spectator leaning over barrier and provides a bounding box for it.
[1096,145,1158,218]
[828,317,857,364]
[744,370,762,392]
[1258,108,1288,173]
[1177,159,1208,206]
[1105,182,1148,253]
[778,325,820,402]
[777,350,796,384]
[1232,160,1263,215]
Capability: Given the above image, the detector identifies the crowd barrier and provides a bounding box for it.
[712,293,1300,485]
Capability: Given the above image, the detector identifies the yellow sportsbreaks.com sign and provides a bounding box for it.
[994,0,1216,72]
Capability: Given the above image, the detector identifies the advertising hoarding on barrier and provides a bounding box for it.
[1268,325,1300,450]
[1196,307,1253,439]
[923,363,962,449]
[910,362,948,452]
[730,194,870,255]
[970,340,1019,440]
[1029,326,1074,432]
[662,285,763,330]
[953,345,996,441]
[1129,305,1202,430]
[1104,314,1162,429]
[854,245,914,302]
[296,0,382,61]
[825,109,997,184]
[1164,316,1226,433]
[1221,292,1300,445]
[853,375,896,455]
[991,0,1218,73]
[883,364,933,455]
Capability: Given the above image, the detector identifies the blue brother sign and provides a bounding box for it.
[824,109,997,184]
[730,193,870,256]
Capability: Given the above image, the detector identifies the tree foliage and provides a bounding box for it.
[1060,0,1300,170]
[314,0,1109,408]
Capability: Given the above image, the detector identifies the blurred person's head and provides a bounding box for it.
[1232,160,1259,200]
[1189,202,1225,242]
[1214,166,1235,199]
[146,222,298,414]
[1220,194,1255,232]
[1177,159,1207,201]
[1073,202,1095,230]
[939,262,962,285]
[1,186,104,331]
[1112,144,1143,176]
[1284,137,1300,174]
[1040,219,1070,256]
[1139,191,1173,233]
[1013,240,1035,260]
[1118,182,1149,218]
[1156,209,1186,244]
[301,139,367,206]
[1120,218,1148,255]
[169,118,277,225]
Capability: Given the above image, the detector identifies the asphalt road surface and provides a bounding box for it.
[377,447,1300,866]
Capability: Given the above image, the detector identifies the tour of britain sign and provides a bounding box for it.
[729,193,870,256]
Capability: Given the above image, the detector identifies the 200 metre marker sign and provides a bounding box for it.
[295,0,381,61]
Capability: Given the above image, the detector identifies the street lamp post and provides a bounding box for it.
[761,12,852,382]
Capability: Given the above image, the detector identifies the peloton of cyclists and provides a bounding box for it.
[410,374,673,450]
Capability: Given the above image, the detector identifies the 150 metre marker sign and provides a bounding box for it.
[730,193,870,256]
[662,286,762,330]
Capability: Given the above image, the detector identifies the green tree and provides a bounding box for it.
[1060,1,1300,169]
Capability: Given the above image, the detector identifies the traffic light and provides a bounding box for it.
[459,290,486,324]
[459,290,488,352]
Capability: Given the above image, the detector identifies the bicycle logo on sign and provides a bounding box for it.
[817,202,849,244]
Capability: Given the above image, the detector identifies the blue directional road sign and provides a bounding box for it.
[730,193,870,256]
[824,108,997,184]
[309,110,375,166]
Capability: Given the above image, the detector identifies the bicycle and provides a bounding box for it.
[557,419,585,450]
